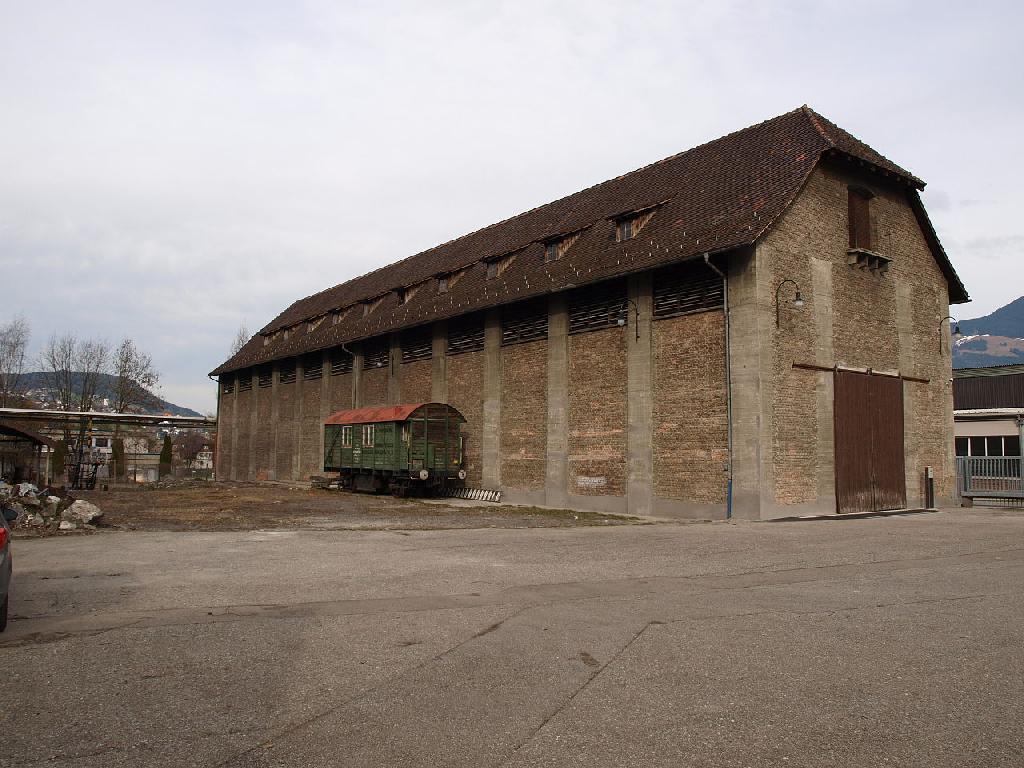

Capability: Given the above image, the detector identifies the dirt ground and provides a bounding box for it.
[52,480,642,532]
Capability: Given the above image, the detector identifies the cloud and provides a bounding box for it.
[1,1,1023,411]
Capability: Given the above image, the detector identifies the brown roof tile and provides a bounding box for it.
[212,106,964,376]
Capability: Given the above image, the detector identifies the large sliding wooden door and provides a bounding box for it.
[834,370,906,513]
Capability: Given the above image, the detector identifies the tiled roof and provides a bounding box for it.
[212,106,965,376]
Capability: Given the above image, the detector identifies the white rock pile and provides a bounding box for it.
[0,481,103,531]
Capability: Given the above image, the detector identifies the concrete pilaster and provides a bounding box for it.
[896,281,918,505]
[248,375,258,481]
[293,359,304,480]
[270,362,279,481]
[811,257,837,509]
[726,246,765,520]
[545,294,569,508]
[319,349,331,474]
[352,345,363,409]
[228,385,238,481]
[431,321,448,403]
[482,309,502,488]
[626,274,654,517]
[388,333,402,404]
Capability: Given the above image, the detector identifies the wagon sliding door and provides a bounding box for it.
[834,370,906,514]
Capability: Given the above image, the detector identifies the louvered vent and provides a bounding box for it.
[401,327,433,363]
[329,348,353,376]
[447,313,485,355]
[257,365,273,388]
[502,298,548,346]
[221,375,234,394]
[568,280,627,335]
[364,339,390,369]
[653,261,724,319]
[302,353,323,381]
[279,360,297,384]
[237,370,253,392]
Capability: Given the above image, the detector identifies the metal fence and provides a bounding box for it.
[957,456,1024,504]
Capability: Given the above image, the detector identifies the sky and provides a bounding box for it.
[1,1,1020,413]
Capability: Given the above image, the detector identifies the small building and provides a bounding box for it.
[954,365,1024,458]
[212,107,968,518]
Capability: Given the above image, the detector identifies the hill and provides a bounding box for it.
[18,371,203,417]
[953,296,1024,369]
[957,296,1024,338]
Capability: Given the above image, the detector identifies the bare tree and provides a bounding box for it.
[76,338,110,412]
[112,338,159,413]
[38,333,78,411]
[229,325,250,357]
[173,431,208,470]
[0,315,30,407]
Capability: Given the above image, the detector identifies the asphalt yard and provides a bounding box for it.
[2,503,1022,767]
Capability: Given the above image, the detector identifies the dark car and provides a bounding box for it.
[0,503,14,631]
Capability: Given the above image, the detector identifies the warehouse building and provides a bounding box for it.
[212,106,968,519]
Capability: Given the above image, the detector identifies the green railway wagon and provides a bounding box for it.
[323,402,467,495]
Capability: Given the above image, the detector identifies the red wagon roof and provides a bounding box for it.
[324,403,464,425]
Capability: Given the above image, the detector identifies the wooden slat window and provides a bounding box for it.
[502,298,548,346]
[848,187,873,250]
[220,375,234,394]
[652,261,724,319]
[568,280,627,335]
[401,327,433,363]
[257,365,273,388]
[237,370,253,392]
[279,359,296,385]
[329,347,353,376]
[447,313,485,356]
[302,353,323,381]
[364,338,390,369]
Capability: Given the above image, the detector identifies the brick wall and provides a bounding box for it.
[234,388,252,480]
[568,328,627,496]
[298,376,322,479]
[402,360,433,404]
[253,386,273,480]
[447,351,484,485]
[275,380,297,480]
[758,164,955,507]
[652,310,728,502]
[361,368,388,407]
[501,340,547,490]
[325,372,352,416]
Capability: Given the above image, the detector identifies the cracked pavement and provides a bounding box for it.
[2,508,1022,766]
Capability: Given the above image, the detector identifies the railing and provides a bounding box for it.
[957,456,1024,500]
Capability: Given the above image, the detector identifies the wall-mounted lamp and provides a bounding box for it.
[775,279,804,328]
[938,315,961,353]
[617,298,641,341]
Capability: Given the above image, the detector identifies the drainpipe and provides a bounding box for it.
[704,252,733,519]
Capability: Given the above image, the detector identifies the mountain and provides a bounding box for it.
[17,371,203,417]
[953,296,1024,369]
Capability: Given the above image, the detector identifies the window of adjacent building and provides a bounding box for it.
[342,426,352,447]
[362,424,375,447]
[257,365,273,388]
[438,275,449,293]
[959,435,1021,457]
[238,370,253,391]
[848,187,873,250]
[302,354,323,380]
[221,375,235,394]
[329,348,353,375]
